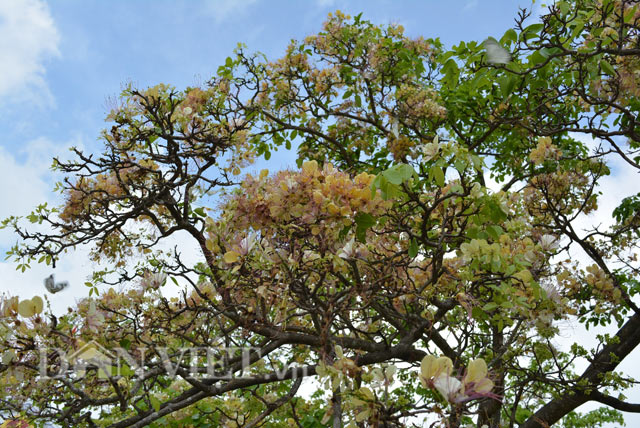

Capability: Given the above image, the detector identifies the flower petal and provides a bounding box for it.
[465,358,488,384]
[420,355,436,380]
[433,374,462,402]
[475,377,494,393]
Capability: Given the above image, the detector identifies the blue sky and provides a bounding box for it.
[1,1,638,424]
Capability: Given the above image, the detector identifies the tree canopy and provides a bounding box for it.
[2,1,640,427]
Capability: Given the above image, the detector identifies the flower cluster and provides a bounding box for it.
[419,356,495,404]
[217,160,387,236]
[529,136,562,165]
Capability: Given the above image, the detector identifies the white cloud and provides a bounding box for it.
[463,0,479,12]
[0,136,87,220]
[203,0,259,24]
[568,133,638,235]
[0,0,60,105]
[0,136,90,314]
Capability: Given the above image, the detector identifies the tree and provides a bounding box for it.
[1,2,640,427]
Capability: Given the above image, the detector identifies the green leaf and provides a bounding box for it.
[429,166,445,187]
[502,28,518,45]
[483,302,498,312]
[498,75,516,97]
[380,163,415,185]
[523,23,544,37]
[150,396,161,412]
[481,200,508,222]
[625,7,636,23]
[381,182,402,200]
[354,212,376,243]
[338,225,351,241]
[471,306,485,320]
[354,212,376,229]
[408,239,418,258]
[487,225,504,240]
[528,50,548,66]
[571,19,586,40]
[601,60,616,76]
[466,226,481,239]
[441,58,460,87]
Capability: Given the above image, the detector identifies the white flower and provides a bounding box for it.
[303,250,320,262]
[542,282,562,305]
[433,374,463,403]
[231,117,247,128]
[239,232,257,255]
[338,238,355,259]
[390,119,400,139]
[523,250,538,264]
[140,272,167,290]
[539,234,559,252]
[470,182,484,199]
[422,142,440,161]
[85,301,105,332]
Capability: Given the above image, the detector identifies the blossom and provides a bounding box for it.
[1,296,19,318]
[433,374,463,402]
[140,271,167,290]
[462,358,495,397]
[539,234,560,252]
[420,355,453,385]
[542,282,563,305]
[224,232,259,264]
[17,296,43,318]
[338,238,356,259]
[529,136,561,165]
[238,232,257,255]
[422,142,440,161]
[84,301,105,332]
[419,356,496,404]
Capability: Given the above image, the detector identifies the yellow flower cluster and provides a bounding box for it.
[59,160,158,224]
[529,136,562,165]
[395,84,447,124]
[224,160,387,233]
[585,264,622,303]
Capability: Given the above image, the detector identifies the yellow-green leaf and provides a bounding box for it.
[223,251,240,264]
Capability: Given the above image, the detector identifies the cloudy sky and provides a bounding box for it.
[0,0,638,423]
